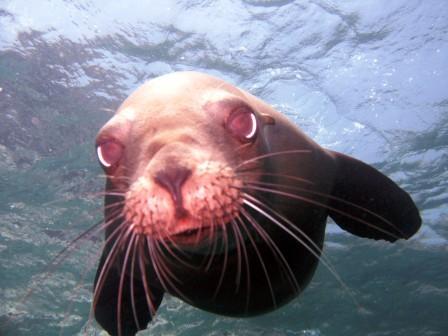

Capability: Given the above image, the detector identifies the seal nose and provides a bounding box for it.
[154,166,192,219]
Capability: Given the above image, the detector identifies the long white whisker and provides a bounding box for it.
[157,238,198,270]
[243,184,400,241]
[236,171,314,185]
[90,223,128,326]
[117,230,136,336]
[240,207,300,293]
[59,234,105,336]
[148,238,189,303]
[242,195,360,308]
[247,180,402,237]
[28,208,122,307]
[204,220,219,272]
[137,238,157,316]
[229,221,242,293]
[130,234,141,331]
[236,214,277,308]
[213,219,229,299]
[235,149,311,169]
[230,220,251,313]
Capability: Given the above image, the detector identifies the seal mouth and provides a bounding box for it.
[168,225,217,246]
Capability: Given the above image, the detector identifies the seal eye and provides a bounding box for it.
[97,140,123,168]
[226,109,257,141]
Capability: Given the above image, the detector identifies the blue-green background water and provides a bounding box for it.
[0,0,447,335]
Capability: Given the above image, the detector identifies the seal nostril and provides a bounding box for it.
[154,166,192,219]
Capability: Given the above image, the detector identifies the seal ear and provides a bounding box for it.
[260,113,275,125]
[327,150,421,242]
[93,250,164,335]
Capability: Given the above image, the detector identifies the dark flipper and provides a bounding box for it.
[328,150,421,242]
[93,251,164,336]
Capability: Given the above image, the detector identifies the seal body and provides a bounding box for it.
[93,72,421,336]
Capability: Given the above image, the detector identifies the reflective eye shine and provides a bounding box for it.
[227,110,258,141]
[96,141,123,168]
[97,146,112,167]
[245,113,257,139]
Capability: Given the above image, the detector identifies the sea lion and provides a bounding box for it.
[93,71,421,336]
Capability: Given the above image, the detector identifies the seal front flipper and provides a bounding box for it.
[93,251,164,336]
[327,150,421,242]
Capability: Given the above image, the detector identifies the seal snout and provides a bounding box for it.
[154,166,192,219]
[123,159,243,240]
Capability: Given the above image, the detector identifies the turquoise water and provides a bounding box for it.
[1,0,447,335]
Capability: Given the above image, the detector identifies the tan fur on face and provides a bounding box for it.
[97,72,268,244]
